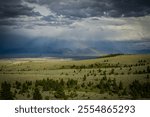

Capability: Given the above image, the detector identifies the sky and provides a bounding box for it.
[0,0,150,57]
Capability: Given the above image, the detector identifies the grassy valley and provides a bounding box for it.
[0,54,150,100]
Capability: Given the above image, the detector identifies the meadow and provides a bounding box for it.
[0,54,150,100]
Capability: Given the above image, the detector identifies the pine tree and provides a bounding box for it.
[0,81,14,100]
[33,88,42,100]
[60,79,65,87]
[119,81,123,90]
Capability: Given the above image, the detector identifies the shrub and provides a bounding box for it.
[45,96,50,100]
[83,75,87,81]
[54,89,66,99]
[67,79,78,88]
[87,82,93,87]
[110,69,114,74]
[81,83,85,88]
[69,91,78,98]
[121,72,124,75]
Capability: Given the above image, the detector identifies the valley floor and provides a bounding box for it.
[0,54,150,100]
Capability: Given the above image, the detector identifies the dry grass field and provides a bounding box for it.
[0,54,150,100]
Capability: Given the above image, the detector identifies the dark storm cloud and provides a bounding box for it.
[112,0,150,17]
[0,4,37,18]
[0,0,149,28]
[26,0,114,18]
[0,0,41,19]
[26,0,150,18]
[0,0,41,32]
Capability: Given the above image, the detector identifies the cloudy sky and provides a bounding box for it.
[0,0,150,57]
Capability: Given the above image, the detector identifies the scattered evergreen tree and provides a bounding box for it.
[87,81,93,87]
[112,78,119,93]
[119,81,123,90]
[129,80,141,99]
[83,75,87,81]
[27,93,31,98]
[0,81,14,100]
[146,75,149,79]
[60,79,65,87]
[33,88,42,100]
[20,83,28,94]
[122,88,127,96]
[81,83,85,88]
[129,80,150,99]
[110,69,114,75]
[15,81,21,89]
[141,82,150,98]
[147,66,150,73]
